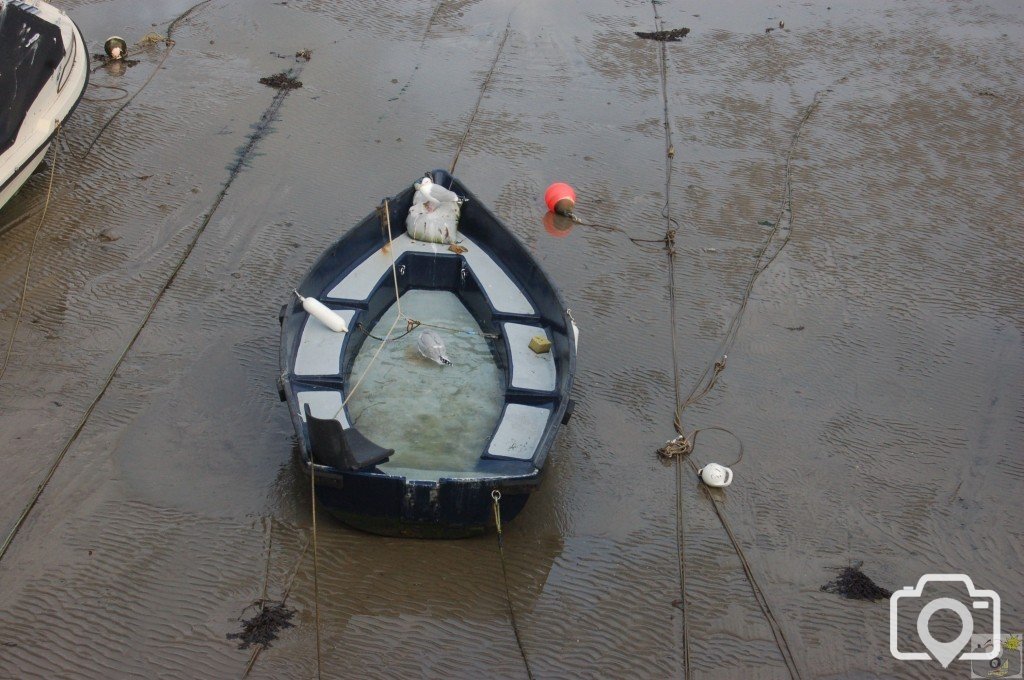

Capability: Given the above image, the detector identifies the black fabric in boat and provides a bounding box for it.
[0,3,66,155]
[304,404,393,471]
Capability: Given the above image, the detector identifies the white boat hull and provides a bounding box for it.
[0,0,88,210]
[0,142,49,208]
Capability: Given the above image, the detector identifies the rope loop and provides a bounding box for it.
[657,435,693,460]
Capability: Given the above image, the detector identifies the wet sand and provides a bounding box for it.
[1,0,1021,677]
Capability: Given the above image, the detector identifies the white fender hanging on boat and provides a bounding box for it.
[295,291,348,333]
[567,308,579,351]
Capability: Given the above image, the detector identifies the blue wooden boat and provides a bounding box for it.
[278,170,576,537]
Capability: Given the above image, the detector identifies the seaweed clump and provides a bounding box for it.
[226,601,296,649]
[822,566,893,601]
[635,27,690,42]
[259,72,303,90]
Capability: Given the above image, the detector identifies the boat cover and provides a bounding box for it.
[0,2,66,154]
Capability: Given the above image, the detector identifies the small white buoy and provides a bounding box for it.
[697,463,733,488]
[295,291,348,333]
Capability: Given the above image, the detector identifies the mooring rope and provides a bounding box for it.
[678,90,826,417]
[78,0,213,159]
[330,200,404,421]
[0,63,304,565]
[647,13,831,673]
[242,529,312,678]
[0,124,61,386]
[310,465,323,680]
[492,491,534,680]
[666,92,830,680]
[688,453,802,679]
[449,19,512,175]
[644,2,691,675]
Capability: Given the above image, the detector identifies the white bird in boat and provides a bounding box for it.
[417,329,452,366]
[415,176,461,208]
[406,176,462,244]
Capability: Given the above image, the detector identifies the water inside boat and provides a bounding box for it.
[346,289,504,480]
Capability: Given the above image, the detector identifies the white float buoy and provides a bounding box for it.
[697,463,733,488]
[295,291,348,333]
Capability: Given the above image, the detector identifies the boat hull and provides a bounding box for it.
[309,469,535,538]
[280,171,576,537]
[0,0,89,210]
[0,142,49,209]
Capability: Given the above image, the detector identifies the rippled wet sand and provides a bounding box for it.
[0,1,1021,677]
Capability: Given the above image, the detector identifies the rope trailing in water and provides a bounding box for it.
[688,453,802,679]
[492,491,534,680]
[330,200,404,421]
[644,1,691,675]
[242,527,312,678]
[310,464,323,680]
[0,61,305,565]
[678,90,827,421]
[0,123,61,386]
[449,19,511,175]
[659,426,745,465]
[647,5,831,671]
[663,92,831,680]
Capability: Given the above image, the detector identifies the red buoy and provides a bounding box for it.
[544,182,576,216]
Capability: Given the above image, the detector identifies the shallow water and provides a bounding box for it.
[348,289,504,478]
[0,0,1021,677]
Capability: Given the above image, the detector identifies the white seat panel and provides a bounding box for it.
[294,309,357,376]
[461,245,534,316]
[325,233,534,317]
[487,404,551,460]
[504,323,556,392]
[326,235,448,301]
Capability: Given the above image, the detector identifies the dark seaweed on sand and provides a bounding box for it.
[635,27,690,42]
[227,601,296,649]
[821,567,893,601]
[259,72,303,89]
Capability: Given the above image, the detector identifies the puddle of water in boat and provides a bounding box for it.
[346,289,503,480]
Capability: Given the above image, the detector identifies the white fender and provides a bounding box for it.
[295,291,348,333]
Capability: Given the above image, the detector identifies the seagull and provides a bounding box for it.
[417,329,452,366]
[414,176,461,211]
